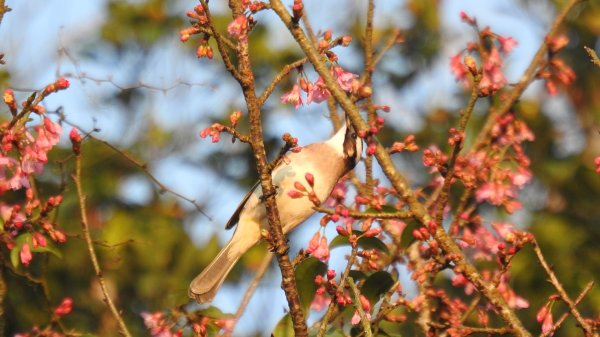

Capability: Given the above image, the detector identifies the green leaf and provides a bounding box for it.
[399,221,420,249]
[196,306,233,319]
[325,329,346,337]
[360,271,395,303]
[364,205,402,214]
[330,231,389,254]
[31,239,63,259]
[10,233,31,268]
[295,257,327,311]
[272,314,294,337]
[348,270,367,282]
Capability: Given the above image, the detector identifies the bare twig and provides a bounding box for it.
[316,246,358,337]
[73,150,133,337]
[313,206,412,220]
[58,117,212,219]
[584,46,600,68]
[257,57,308,107]
[541,281,595,337]
[533,240,596,337]
[471,0,583,151]
[225,253,273,337]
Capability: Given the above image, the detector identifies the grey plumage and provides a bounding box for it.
[189,115,361,303]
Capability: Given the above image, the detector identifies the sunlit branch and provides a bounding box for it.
[73,149,133,337]
[533,239,596,337]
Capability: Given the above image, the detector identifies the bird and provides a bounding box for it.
[189,113,363,303]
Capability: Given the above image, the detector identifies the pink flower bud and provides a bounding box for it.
[336,225,349,236]
[20,242,32,265]
[294,181,307,192]
[54,297,73,317]
[288,190,304,199]
[305,173,314,187]
[364,227,382,237]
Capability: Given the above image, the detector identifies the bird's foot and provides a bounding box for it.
[259,186,278,202]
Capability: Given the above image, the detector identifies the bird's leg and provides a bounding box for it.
[259,187,278,202]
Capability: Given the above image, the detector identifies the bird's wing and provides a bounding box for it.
[224,150,300,230]
[225,180,260,230]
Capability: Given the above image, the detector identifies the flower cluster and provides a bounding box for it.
[280,65,360,109]
[451,114,534,213]
[141,310,234,337]
[451,13,518,96]
[1,80,70,268]
[537,34,576,95]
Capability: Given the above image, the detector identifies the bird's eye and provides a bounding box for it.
[351,132,357,139]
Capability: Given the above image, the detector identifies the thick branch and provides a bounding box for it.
[229,1,308,336]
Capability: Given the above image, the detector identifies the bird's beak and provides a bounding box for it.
[343,113,361,170]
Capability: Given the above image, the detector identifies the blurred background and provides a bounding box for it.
[1,0,599,336]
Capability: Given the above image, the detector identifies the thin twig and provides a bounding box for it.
[72,151,133,337]
[541,281,595,337]
[471,0,583,151]
[257,57,308,107]
[584,46,600,68]
[225,253,273,337]
[347,277,373,337]
[316,246,358,337]
[58,117,212,219]
[533,240,596,337]
[200,0,242,81]
[313,206,412,220]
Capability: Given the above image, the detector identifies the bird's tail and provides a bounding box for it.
[188,238,244,303]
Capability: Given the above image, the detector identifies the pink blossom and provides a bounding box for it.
[32,232,47,248]
[475,181,514,206]
[227,15,248,41]
[141,312,178,337]
[459,11,476,25]
[280,84,303,109]
[511,168,532,188]
[20,242,32,265]
[542,310,554,336]
[595,156,600,173]
[306,232,320,253]
[492,223,514,240]
[452,274,475,295]
[310,293,331,311]
[307,232,330,261]
[479,48,507,95]
[351,295,372,325]
[54,297,73,316]
[498,36,518,54]
[0,156,29,190]
[306,77,331,104]
[332,66,358,92]
[498,275,529,309]
[450,52,468,84]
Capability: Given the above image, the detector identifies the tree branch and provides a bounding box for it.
[268,1,532,335]
[533,240,596,337]
[72,150,133,337]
